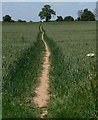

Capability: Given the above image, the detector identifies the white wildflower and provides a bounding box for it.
[86,53,95,57]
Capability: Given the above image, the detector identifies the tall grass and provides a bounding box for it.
[3,32,45,118]
[44,27,96,118]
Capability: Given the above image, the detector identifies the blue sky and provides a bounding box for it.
[2,2,96,22]
[1,0,97,2]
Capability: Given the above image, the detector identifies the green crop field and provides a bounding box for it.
[43,21,96,118]
[2,22,45,117]
[3,22,39,78]
[2,21,97,118]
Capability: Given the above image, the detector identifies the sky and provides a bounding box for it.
[1,2,97,22]
[1,0,98,2]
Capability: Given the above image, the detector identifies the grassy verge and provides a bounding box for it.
[3,31,45,118]
[44,31,97,118]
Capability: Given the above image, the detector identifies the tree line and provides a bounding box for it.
[2,15,27,22]
[3,4,96,22]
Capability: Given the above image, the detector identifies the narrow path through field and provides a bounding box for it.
[33,25,50,118]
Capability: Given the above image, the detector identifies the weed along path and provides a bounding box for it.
[33,25,51,118]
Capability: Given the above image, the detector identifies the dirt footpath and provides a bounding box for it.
[33,25,50,118]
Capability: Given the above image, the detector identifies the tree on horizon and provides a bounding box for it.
[39,5,56,22]
[79,9,95,21]
[3,15,12,22]
[56,16,63,21]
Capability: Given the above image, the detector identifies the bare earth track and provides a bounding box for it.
[33,25,50,118]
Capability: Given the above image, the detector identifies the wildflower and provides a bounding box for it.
[86,53,95,57]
